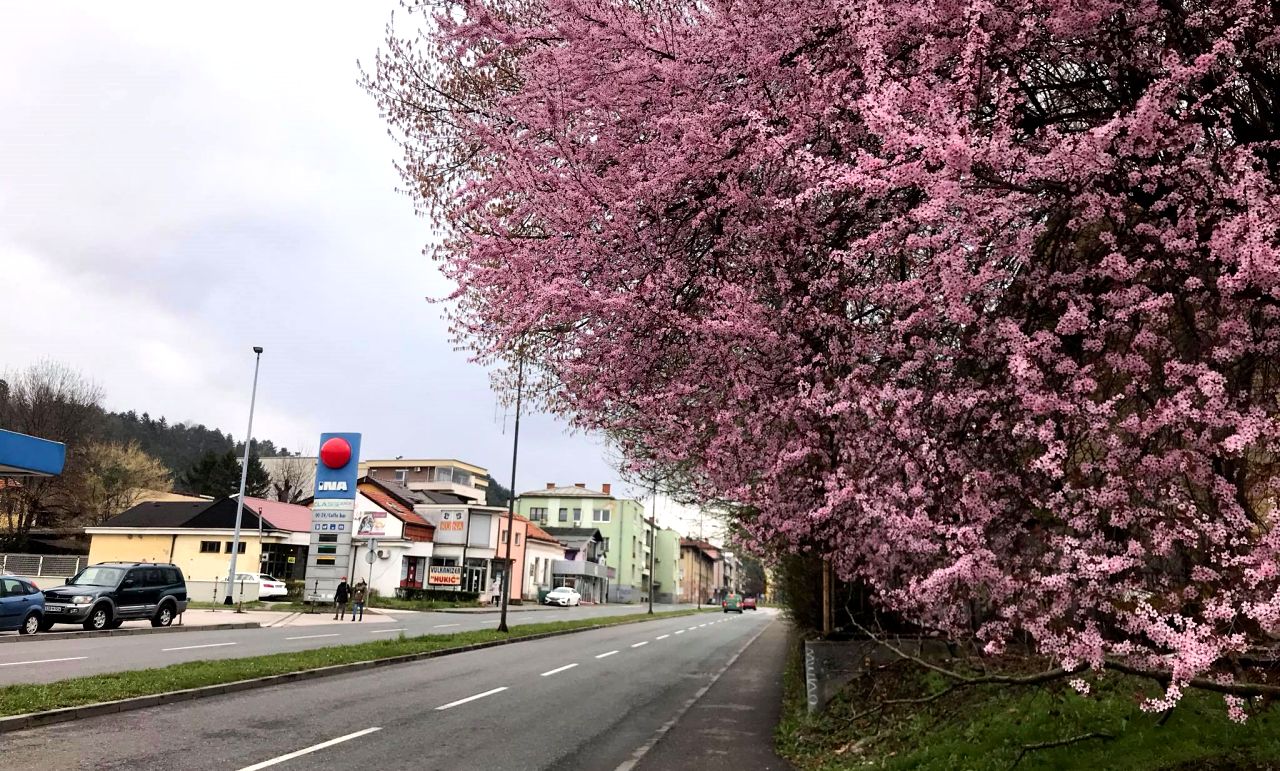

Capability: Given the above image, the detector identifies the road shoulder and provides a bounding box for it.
[635,614,793,770]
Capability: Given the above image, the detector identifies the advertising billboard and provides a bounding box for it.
[428,566,462,586]
[305,433,361,601]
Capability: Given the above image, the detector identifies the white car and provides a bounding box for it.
[544,586,581,606]
[233,573,288,599]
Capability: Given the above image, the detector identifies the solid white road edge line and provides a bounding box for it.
[433,623,461,628]
[541,663,579,677]
[237,727,382,771]
[596,650,619,659]
[630,641,649,648]
[0,656,88,667]
[613,618,775,771]
[370,628,407,634]
[435,686,508,710]
[285,634,340,641]
[162,642,237,652]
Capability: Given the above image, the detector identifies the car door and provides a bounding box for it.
[116,569,150,618]
[0,578,24,629]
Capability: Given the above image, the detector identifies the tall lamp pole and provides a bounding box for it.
[497,352,525,633]
[224,346,263,605]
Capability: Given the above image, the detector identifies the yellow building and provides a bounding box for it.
[85,497,307,584]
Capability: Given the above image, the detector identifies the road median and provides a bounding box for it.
[0,608,715,734]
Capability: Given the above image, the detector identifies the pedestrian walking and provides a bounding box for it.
[333,576,351,620]
[352,580,368,622]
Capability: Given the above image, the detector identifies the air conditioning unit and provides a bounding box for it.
[376,549,391,559]
[413,467,422,472]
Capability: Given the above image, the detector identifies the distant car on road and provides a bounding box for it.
[544,586,582,606]
[0,576,44,635]
[722,593,744,613]
[233,573,288,599]
[42,563,187,631]
[742,596,758,610]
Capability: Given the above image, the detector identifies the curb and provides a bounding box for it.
[0,611,712,735]
[0,622,260,644]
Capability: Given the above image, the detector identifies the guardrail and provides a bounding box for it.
[0,553,87,577]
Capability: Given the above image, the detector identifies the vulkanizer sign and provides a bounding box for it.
[306,432,361,602]
[428,566,462,586]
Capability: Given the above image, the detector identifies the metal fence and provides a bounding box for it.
[0,553,88,577]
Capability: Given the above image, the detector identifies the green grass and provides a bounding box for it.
[777,644,1280,771]
[0,608,714,718]
[366,596,483,611]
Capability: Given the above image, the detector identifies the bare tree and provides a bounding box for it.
[0,362,105,547]
[266,453,315,504]
[69,441,172,526]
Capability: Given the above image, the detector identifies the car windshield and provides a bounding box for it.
[68,567,124,587]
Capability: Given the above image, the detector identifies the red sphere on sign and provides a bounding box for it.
[320,437,352,469]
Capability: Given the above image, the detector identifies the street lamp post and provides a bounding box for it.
[497,353,525,633]
[224,346,263,605]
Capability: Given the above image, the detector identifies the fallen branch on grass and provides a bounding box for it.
[1011,732,1113,768]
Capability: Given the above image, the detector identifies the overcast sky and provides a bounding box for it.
[0,3,656,504]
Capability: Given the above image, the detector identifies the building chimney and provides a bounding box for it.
[546,483,556,489]
[574,482,586,488]
[601,483,611,495]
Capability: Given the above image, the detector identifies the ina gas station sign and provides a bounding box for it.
[305,432,361,602]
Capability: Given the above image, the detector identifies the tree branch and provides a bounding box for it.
[1012,733,1113,768]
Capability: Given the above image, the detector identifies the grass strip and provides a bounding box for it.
[0,608,714,718]
[776,641,1280,771]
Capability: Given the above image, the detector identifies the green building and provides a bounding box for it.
[652,527,682,604]
[517,483,653,603]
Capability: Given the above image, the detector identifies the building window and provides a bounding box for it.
[557,508,567,522]
[224,542,247,554]
[394,469,407,483]
[501,529,509,544]
[454,471,472,487]
[515,533,521,545]
[632,537,637,558]
[593,509,611,523]
[602,537,610,553]
[530,507,547,522]
[573,508,582,523]
[199,541,221,554]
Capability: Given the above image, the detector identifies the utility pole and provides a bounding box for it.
[497,352,525,633]
[225,346,263,605]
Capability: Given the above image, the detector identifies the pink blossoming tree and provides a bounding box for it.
[368,0,1280,707]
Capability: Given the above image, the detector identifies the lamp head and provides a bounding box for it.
[252,346,264,354]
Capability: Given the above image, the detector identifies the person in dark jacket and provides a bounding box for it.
[351,580,368,622]
[333,577,351,620]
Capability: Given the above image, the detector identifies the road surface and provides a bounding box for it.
[1,609,784,771]
[0,603,702,685]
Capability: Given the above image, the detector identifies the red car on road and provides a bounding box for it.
[742,596,758,610]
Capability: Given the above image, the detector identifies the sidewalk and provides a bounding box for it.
[636,617,794,770]
[177,608,396,628]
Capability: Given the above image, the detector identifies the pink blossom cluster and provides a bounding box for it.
[369,0,1280,706]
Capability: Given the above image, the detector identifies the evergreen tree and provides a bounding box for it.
[181,450,271,498]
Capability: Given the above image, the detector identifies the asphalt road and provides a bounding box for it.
[0,603,705,685]
[1,609,781,771]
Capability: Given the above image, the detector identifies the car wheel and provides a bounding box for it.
[83,605,111,631]
[19,612,40,635]
[151,603,175,628]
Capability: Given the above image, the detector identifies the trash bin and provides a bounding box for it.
[537,589,550,605]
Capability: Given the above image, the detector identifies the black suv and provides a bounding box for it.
[42,563,188,631]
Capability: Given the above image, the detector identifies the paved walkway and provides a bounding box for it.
[176,608,396,628]
[636,615,794,770]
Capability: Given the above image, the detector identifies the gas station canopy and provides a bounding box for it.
[0,429,66,477]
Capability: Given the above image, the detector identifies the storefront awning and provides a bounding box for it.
[0,429,66,477]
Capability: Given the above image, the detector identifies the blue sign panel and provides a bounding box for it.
[0,429,67,477]
[314,432,361,500]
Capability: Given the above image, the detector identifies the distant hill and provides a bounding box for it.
[97,409,294,482]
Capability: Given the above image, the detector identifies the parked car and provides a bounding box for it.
[232,573,288,599]
[42,562,187,631]
[742,596,758,610]
[0,576,44,635]
[722,593,744,613]
[544,586,582,606]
